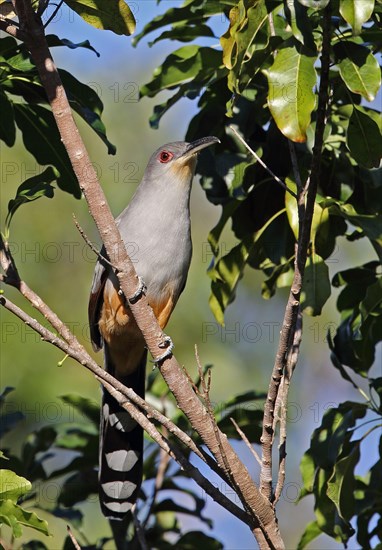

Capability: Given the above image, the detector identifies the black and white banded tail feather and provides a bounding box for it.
[99,346,146,523]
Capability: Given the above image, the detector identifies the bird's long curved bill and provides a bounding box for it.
[182,136,220,159]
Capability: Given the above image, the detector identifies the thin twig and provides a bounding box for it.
[73,214,115,269]
[229,125,298,199]
[230,417,262,467]
[67,525,81,550]
[273,311,302,505]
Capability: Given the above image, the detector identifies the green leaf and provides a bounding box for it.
[335,42,381,101]
[297,0,330,8]
[300,449,316,495]
[339,0,375,35]
[0,499,50,538]
[347,107,382,169]
[5,167,56,232]
[132,1,232,46]
[264,40,317,142]
[301,253,331,315]
[14,104,80,198]
[0,90,15,147]
[297,520,322,550]
[209,237,253,325]
[327,440,361,521]
[0,470,31,502]
[63,0,135,35]
[140,45,222,97]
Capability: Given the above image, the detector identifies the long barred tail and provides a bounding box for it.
[99,347,146,521]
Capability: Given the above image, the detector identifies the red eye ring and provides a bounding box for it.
[158,150,173,163]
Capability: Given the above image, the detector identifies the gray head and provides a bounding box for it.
[143,136,220,189]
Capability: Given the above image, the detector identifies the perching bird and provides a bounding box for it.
[88,137,219,525]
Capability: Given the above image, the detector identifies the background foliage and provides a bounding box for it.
[0,0,381,548]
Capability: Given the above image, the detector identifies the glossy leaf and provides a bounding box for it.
[339,0,375,35]
[63,0,136,35]
[335,42,381,101]
[264,40,317,142]
[297,0,330,8]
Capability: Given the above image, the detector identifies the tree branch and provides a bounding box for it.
[260,5,332,501]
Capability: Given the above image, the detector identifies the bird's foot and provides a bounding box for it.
[121,276,147,304]
[153,335,174,367]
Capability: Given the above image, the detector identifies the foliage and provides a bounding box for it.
[0,0,381,549]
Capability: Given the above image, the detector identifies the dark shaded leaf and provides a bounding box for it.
[347,106,382,169]
[14,104,80,198]
[0,90,15,147]
[46,34,100,57]
[5,167,56,231]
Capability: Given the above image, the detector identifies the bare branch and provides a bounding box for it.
[260,5,332,501]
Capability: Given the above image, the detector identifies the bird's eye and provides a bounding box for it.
[158,150,173,163]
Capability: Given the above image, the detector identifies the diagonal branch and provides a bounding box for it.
[0,293,250,527]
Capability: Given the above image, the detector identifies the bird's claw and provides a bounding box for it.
[127,276,147,304]
[153,335,174,368]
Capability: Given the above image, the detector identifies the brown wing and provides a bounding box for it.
[88,258,109,351]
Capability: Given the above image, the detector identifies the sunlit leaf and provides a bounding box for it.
[339,0,375,35]
[0,500,50,538]
[335,42,381,101]
[63,0,136,35]
[264,40,317,142]
[0,470,31,502]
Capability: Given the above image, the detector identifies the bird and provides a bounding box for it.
[88,136,219,527]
